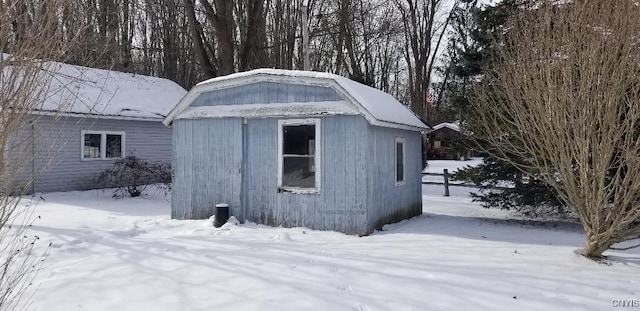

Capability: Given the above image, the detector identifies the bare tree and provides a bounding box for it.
[266,0,299,69]
[184,0,217,78]
[393,0,459,123]
[0,0,85,308]
[305,0,406,95]
[471,0,640,258]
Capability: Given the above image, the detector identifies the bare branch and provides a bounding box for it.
[470,0,640,258]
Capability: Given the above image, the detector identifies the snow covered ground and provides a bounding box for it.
[10,182,639,310]
[422,157,483,186]
[423,157,484,174]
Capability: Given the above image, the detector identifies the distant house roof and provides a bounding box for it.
[28,60,187,120]
[163,69,428,131]
[432,122,461,132]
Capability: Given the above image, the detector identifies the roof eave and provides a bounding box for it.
[369,119,428,132]
[32,110,165,122]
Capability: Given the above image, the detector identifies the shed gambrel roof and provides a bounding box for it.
[163,69,428,131]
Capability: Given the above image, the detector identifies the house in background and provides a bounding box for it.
[8,61,187,193]
[163,69,427,235]
[426,122,471,160]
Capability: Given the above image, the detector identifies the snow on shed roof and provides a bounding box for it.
[164,69,427,131]
[29,60,187,120]
[432,122,461,132]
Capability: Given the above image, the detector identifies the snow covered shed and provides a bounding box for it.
[8,60,187,193]
[163,69,427,235]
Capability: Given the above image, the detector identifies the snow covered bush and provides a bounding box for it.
[95,156,171,198]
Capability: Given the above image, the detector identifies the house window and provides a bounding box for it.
[395,137,406,185]
[106,134,123,158]
[278,119,320,192]
[83,133,102,159]
[81,131,125,160]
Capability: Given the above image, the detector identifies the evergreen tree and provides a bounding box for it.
[439,0,567,215]
[436,0,513,122]
[455,155,565,216]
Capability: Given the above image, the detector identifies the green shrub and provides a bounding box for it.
[454,156,567,217]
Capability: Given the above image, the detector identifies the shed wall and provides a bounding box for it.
[171,115,370,234]
[172,115,423,235]
[366,126,422,232]
[244,115,369,235]
[10,115,172,193]
[172,118,243,219]
[191,81,342,107]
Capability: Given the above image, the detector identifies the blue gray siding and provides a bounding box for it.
[171,114,422,235]
[171,79,423,234]
[171,115,370,234]
[191,81,343,107]
[366,126,423,231]
[172,118,242,219]
[244,115,369,235]
[10,115,171,193]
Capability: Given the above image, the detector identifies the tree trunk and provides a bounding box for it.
[239,0,268,71]
[184,0,216,78]
[207,0,235,75]
[581,234,614,258]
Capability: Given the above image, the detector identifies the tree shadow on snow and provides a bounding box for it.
[379,212,585,247]
[377,213,640,263]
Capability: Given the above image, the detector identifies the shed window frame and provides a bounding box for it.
[81,130,125,161]
[277,118,321,194]
[395,137,406,186]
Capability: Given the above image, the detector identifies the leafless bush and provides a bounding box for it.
[95,156,171,198]
[471,0,640,258]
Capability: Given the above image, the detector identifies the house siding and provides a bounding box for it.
[366,125,422,232]
[11,115,171,193]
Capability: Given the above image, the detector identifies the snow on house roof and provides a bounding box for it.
[432,122,461,132]
[29,61,187,120]
[164,69,428,131]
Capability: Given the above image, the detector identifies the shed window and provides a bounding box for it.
[82,131,125,160]
[278,119,320,192]
[395,137,406,185]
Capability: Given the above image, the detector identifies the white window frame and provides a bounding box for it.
[81,130,125,161]
[277,118,321,193]
[395,137,406,186]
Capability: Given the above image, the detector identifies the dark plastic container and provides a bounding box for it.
[214,203,229,228]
